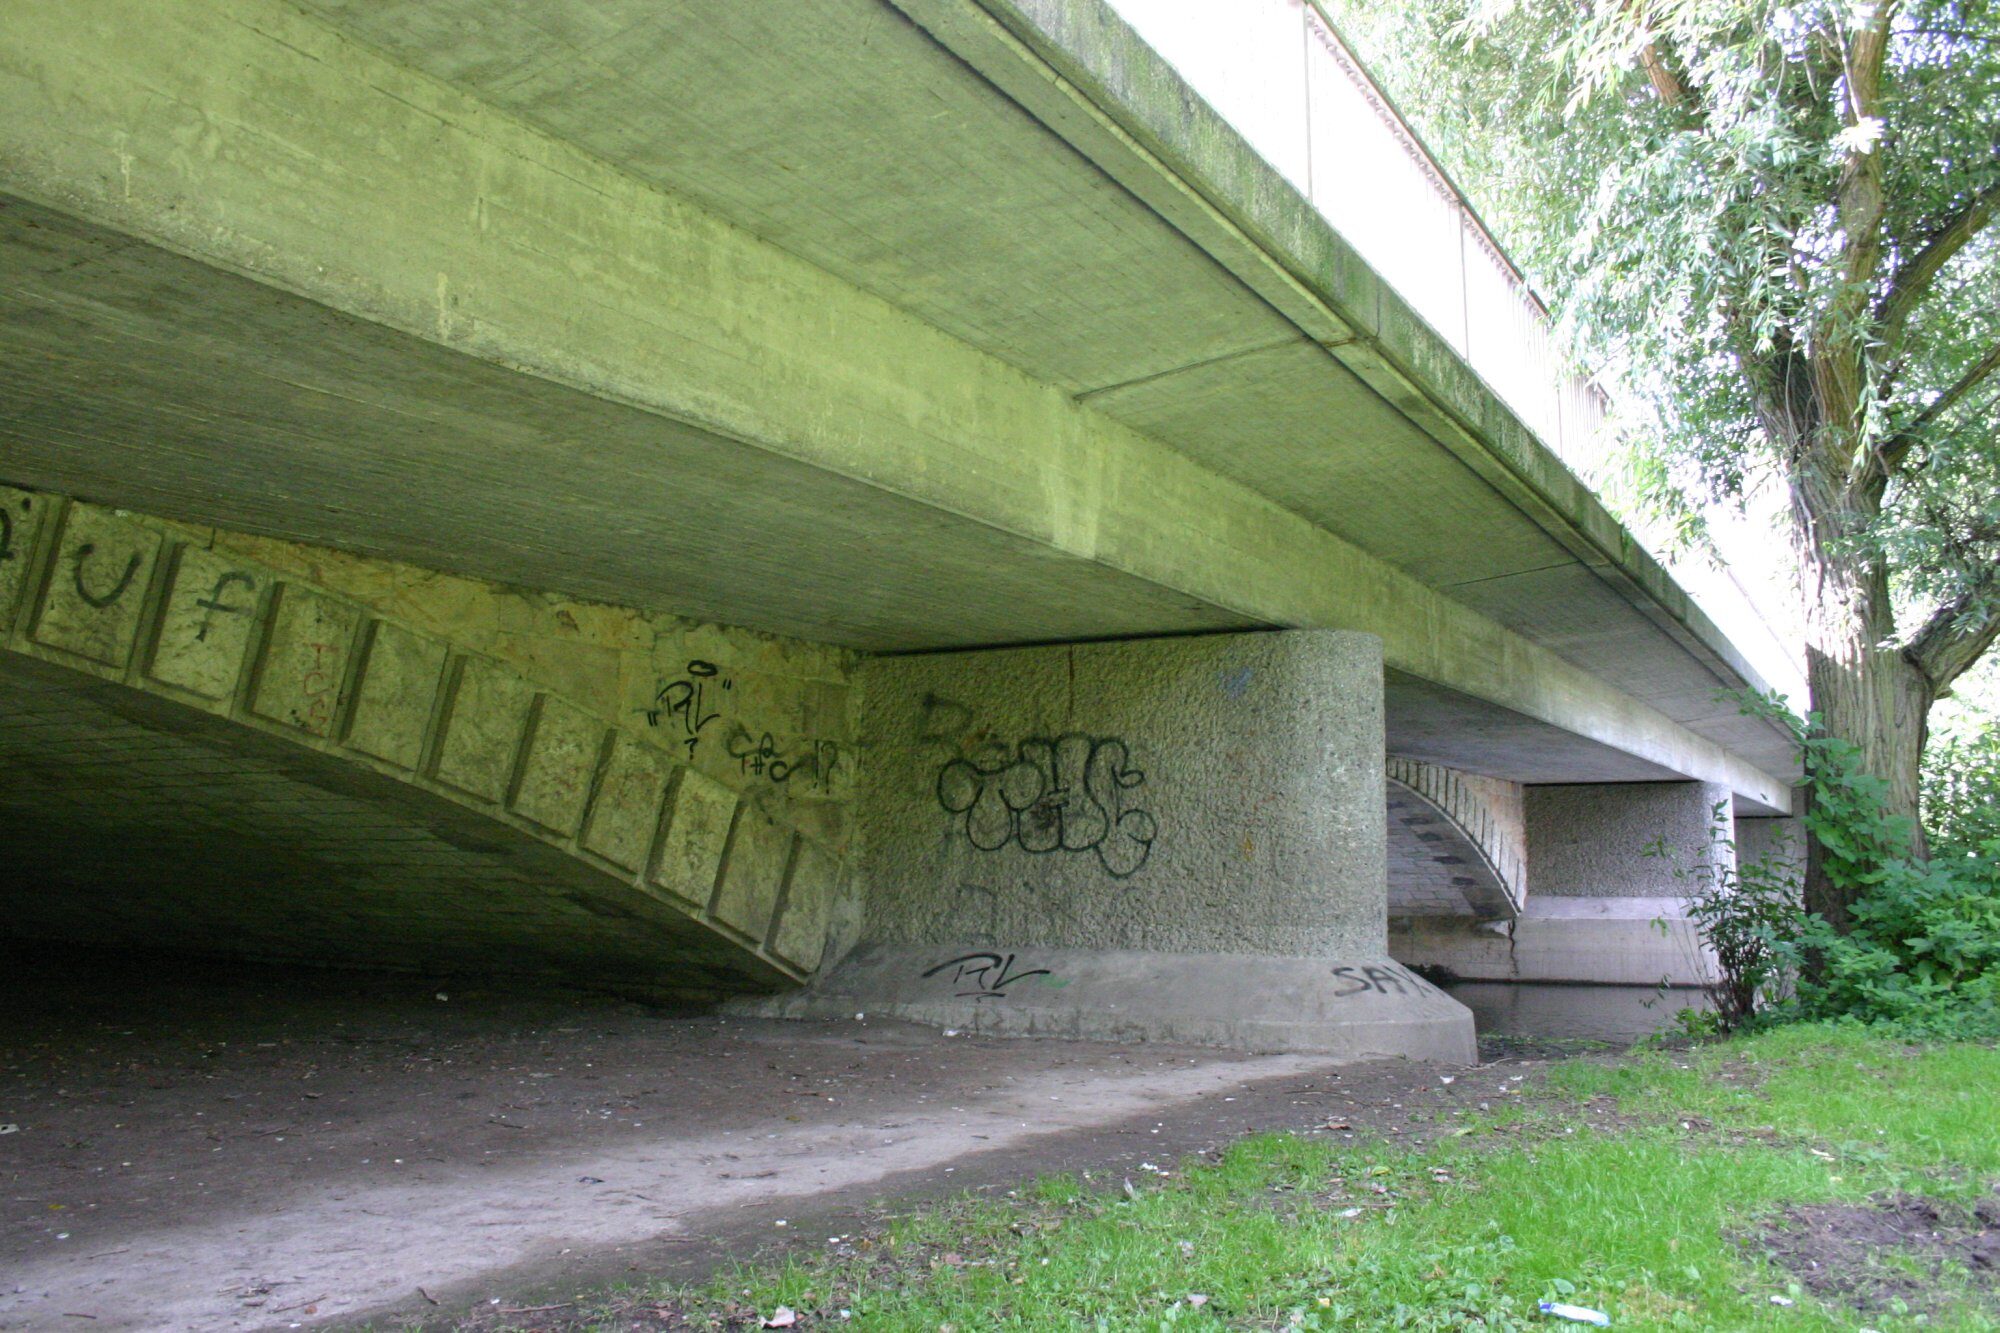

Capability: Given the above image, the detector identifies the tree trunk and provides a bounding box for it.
[1799,554,1932,933]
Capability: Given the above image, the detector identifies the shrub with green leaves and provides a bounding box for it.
[1702,694,2000,1039]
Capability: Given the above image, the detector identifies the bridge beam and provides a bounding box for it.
[0,0,1789,810]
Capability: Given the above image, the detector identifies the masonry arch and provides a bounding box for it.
[1385,757,1525,924]
[0,492,839,994]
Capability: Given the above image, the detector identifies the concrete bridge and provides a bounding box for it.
[0,0,1798,1060]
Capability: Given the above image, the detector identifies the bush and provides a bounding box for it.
[1676,695,2000,1039]
[1649,806,1803,1033]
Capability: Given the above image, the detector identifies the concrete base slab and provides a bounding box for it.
[733,944,1478,1064]
[1394,899,1716,987]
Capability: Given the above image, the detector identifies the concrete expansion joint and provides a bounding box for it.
[0,485,844,986]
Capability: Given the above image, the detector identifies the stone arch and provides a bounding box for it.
[0,491,838,993]
[1385,757,1525,923]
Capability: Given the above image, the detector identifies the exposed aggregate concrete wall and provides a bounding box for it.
[1526,780,1733,897]
[0,487,856,984]
[854,630,1387,959]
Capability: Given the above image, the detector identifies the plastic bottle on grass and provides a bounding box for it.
[1539,1301,1611,1327]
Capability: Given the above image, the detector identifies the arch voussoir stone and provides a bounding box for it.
[0,489,839,988]
[1385,756,1525,923]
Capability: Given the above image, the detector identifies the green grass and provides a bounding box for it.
[500,1028,2000,1331]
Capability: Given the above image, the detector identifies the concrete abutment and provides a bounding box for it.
[1392,778,1733,987]
[741,630,1478,1062]
[0,489,854,994]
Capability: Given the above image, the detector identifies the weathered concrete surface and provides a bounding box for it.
[1528,781,1733,898]
[738,630,1475,1059]
[747,945,1477,1062]
[856,631,1385,958]
[0,0,1795,813]
[0,491,852,987]
[1394,908,1714,988]
[1392,781,1729,986]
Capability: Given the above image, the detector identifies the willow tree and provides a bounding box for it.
[1330,0,2000,927]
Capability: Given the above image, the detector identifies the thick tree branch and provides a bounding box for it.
[1876,172,2000,352]
[1907,572,2000,693]
[1870,339,2000,481]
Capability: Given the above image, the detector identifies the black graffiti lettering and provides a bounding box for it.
[71,542,141,609]
[721,724,842,789]
[935,732,1157,878]
[921,951,1052,999]
[643,660,728,757]
[192,571,256,641]
[1331,962,1432,998]
[1361,965,1407,995]
[1329,965,1372,998]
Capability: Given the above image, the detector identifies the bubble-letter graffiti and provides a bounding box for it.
[935,732,1157,878]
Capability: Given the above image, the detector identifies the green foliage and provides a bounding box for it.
[1676,692,2000,1037]
[1923,722,2000,860]
[1323,0,2000,611]
[641,1032,2000,1332]
[1649,804,1805,1032]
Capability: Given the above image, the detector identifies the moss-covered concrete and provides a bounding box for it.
[0,488,854,986]
[0,0,1792,815]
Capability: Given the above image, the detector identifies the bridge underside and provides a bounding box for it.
[0,200,1756,799]
[0,652,769,991]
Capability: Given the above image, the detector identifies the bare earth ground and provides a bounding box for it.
[0,950,1568,1333]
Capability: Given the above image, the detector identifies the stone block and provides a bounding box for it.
[653,768,736,909]
[33,504,163,668]
[513,695,604,836]
[433,657,534,803]
[346,620,447,770]
[0,487,49,631]
[580,736,673,874]
[148,545,263,700]
[772,839,837,971]
[250,585,361,737]
[714,802,794,941]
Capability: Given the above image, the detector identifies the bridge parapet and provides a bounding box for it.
[0,488,842,985]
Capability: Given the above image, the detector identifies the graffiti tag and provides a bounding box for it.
[644,659,730,759]
[921,951,1053,999]
[1329,963,1429,999]
[936,733,1157,878]
[71,542,142,610]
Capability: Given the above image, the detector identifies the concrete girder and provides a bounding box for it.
[0,490,842,989]
[0,0,1789,811]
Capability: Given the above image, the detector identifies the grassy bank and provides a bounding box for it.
[461,1028,2000,1331]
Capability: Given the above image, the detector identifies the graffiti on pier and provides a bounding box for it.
[1329,962,1429,999]
[936,732,1157,879]
[193,571,257,642]
[723,724,846,793]
[921,951,1053,999]
[643,659,730,759]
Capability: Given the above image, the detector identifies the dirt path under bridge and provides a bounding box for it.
[0,951,1574,1332]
